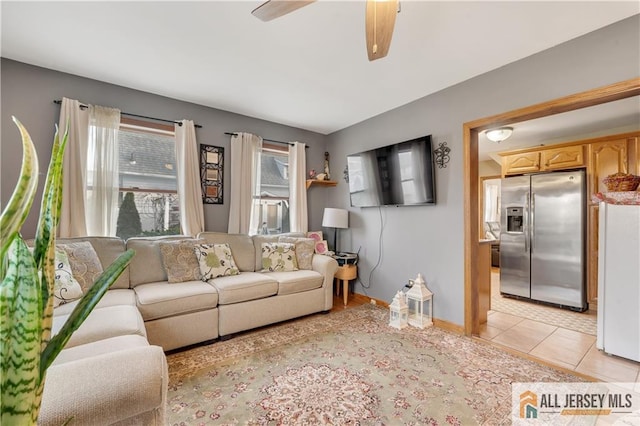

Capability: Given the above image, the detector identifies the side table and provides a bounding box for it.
[334,264,357,306]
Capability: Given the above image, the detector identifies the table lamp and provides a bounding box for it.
[322,208,349,253]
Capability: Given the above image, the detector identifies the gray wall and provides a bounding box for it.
[325,15,640,326]
[1,59,329,238]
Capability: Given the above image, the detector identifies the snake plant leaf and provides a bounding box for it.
[0,117,39,274]
[32,126,67,352]
[0,238,42,424]
[40,249,135,375]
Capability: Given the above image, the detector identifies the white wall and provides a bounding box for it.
[324,16,640,325]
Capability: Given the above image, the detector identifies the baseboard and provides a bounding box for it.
[352,293,389,308]
[433,319,464,334]
[352,292,464,334]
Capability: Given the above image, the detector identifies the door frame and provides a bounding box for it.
[463,77,640,336]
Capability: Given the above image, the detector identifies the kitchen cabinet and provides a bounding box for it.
[541,145,585,170]
[589,139,629,195]
[502,145,585,176]
[502,152,540,175]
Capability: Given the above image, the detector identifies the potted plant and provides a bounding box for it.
[1,117,135,424]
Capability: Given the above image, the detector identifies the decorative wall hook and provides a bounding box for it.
[433,142,451,169]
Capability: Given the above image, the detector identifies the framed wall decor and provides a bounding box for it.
[200,144,224,204]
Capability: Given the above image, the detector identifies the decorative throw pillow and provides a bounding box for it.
[194,243,240,281]
[261,242,299,272]
[278,236,314,270]
[159,240,203,283]
[53,247,84,308]
[58,241,104,292]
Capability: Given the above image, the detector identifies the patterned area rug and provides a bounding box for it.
[166,304,583,425]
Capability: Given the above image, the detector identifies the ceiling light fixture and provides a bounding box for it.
[485,127,514,143]
[129,153,137,165]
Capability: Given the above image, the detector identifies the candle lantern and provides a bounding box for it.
[405,273,433,328]
[389,291,409,329]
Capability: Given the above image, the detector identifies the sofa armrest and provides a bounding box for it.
[39,346,168,426]
[312,254,339,310]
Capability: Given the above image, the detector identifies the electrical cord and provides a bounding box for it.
[358,206,384,291]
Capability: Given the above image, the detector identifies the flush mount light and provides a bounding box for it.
[485,127,514,143]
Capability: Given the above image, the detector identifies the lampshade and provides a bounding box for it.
[485,127,513,143]
[322,208,349,229]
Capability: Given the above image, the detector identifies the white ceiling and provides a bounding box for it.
[1,1,638,141]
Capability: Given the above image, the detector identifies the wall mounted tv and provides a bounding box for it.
[347,135,436,207]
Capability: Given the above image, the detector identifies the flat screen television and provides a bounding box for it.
[347,135,436,207]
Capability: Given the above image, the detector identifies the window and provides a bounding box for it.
[116,119,180,239]
[254,144,290,235]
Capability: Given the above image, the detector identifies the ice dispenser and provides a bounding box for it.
[506,207,524,233]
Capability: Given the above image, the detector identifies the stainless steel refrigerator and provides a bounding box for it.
[500,170,587,311]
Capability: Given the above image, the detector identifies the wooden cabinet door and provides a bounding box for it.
[589,139,628,194]
[502,152,540,175]
[541,145,585,171]
[587,204,599,308]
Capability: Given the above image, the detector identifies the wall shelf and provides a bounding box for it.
[306,179,337,189]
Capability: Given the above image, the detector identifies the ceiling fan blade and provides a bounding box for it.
[252,0,316,22]
[365,0,398,61]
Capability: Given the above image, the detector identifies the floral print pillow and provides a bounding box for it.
[261,242,299,272]
[53,247,84,307]
[194,243,240,281]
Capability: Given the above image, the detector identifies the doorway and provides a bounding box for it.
[463,77,640,337]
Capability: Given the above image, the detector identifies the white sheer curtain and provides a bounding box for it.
[288,141,308,233]
[59,97,89,237]
[175,120,205,237]
[228,132,262,234]
[85,105,121,236]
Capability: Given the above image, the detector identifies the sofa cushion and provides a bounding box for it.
[52,305,146,349]
[134,281,219,321]
[53,288,137,317]
[126,236,193,287]
[55,237,129,289]
[211,272,278,305]
[260,242,298,272]
[252,233,305,271]
[194,243,240,280]
[278,236,315,270]
[159,239,203,283]
[52,334,149,366]
[53,247,84,307]
[58,241,104,292]
[197,232,255,272]
[268,270,324,295]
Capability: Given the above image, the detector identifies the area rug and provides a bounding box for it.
[166,304,583,425]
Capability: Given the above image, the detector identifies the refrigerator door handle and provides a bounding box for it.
[531,192,535,251]
[524,192,530,253]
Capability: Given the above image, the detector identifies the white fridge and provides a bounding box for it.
[596,201,640,362]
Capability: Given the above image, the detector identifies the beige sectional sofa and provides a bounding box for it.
[39,232,339,425]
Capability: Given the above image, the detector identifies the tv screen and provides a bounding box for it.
[347,135,436,207]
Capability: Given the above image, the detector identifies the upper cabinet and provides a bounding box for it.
[589,139,629,195]
[501,145,586,176]
[502,152,540,175]
[541,145,585,171]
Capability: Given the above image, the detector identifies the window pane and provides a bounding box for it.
[259,150,289,198]
[116,126,180,239]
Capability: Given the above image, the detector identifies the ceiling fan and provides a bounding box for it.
[251,0,399,61]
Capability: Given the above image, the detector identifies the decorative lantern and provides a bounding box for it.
[405,273,433,328]
[389,291,409,329]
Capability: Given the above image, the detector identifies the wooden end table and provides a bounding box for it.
[334,264,357,306]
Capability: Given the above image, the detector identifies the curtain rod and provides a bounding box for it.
[224,132,308,149]
[53,100,203,128]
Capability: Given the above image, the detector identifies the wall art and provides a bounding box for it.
[200,144,224,204]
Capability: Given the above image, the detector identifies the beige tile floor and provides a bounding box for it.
[480,270,640,384]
